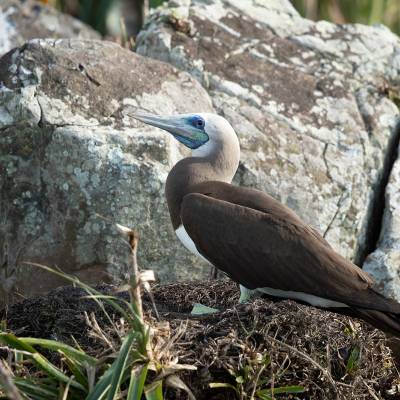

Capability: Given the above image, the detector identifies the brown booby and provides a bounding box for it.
[134,112,400,336]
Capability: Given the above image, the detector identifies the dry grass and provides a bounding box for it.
[2,280,400,399]
[152,281,399,399]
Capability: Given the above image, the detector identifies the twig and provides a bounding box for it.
[250,364,266,399]
[157,320,189,361]
[128,229,144,321]
[116,224,143,322]
[0,359,24,400]
[61,378,73,400]
[267,336,338,397]
[326,343,331,376]
[274,354,290,382]
[116,224,154,360]
[85,312,116,352]
[362,379,381,400]
[270,340,275,400]
[142,279,160,321]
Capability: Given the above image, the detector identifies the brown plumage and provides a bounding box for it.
[134,112,400,337]
[180,183,400,330]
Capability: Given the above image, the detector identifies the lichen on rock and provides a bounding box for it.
[0,38,213,304]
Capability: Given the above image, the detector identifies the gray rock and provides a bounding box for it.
[0,0,100,57]
[3,0,400,304]
[136,0,400,269]
[364,152,400,301]
[0,39,213,303]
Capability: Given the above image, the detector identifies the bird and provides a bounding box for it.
[133,112,400,336]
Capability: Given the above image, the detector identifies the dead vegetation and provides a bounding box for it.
[1,279,399,399]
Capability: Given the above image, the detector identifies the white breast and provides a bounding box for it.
[175,225,208,262]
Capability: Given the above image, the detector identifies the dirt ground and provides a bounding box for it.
[1,280,400,399]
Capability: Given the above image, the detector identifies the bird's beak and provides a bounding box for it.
[133,113,208,150]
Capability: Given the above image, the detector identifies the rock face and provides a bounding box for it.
[2,0,400,304]
[0,39,213,303]
[364,155,400,300]
[136,0,400,267]
[0,0,100,57]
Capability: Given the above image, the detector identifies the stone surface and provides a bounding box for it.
[0,0,100,57]
[136,0,400,267]
[3,0,400,304]
[0,39,213,303]
[364,153,400,301]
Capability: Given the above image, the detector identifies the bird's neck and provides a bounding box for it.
[166,139,240,229]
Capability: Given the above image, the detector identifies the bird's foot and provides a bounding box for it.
[190,302,219,315]
[239,285,259,303]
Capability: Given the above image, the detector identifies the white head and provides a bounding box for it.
[133,112,241,184]
[133,112,240,159]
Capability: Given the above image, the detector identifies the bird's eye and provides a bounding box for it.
[191,116,205,129]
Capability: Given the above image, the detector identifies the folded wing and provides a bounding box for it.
[180,185,400,313]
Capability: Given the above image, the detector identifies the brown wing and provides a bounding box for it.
[191,181,335,251]
[180,186,400,313]
[308,226,333,250]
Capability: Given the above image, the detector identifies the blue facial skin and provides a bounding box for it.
[188,115,206,131]
[170,115,209,149]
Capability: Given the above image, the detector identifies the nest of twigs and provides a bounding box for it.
[2,280,400,399]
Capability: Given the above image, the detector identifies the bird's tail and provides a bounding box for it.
[351,308,400,338]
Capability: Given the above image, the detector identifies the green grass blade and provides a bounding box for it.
[145,380,163,400]
[62,352,89,389]
[165,374,196,400]
[136,325,150,356]
[107,331,138,400]
[257,394,272,400]
[14,378,59,400]
[257,385,305,396]
[29,353,86,391]
[346,346,360,373]
[209,382,238,393]
[86,364,115,400]
[0,332,38,353]
[0,333,85,392]
[20,337,97,366]
[127,364,148,400]
[84,295,140,328]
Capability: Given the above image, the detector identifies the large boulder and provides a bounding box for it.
[0,0,100,57]
[0,39,213,303]
[136,0,400,269]
[2,0,400,304]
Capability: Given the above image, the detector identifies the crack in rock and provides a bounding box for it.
[362,117,400,299]
[356,99,400,267]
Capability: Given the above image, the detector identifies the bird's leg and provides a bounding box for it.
[239,285,259,303]
[209,266,219,279]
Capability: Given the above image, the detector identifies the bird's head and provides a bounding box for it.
[133,112,239,157]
